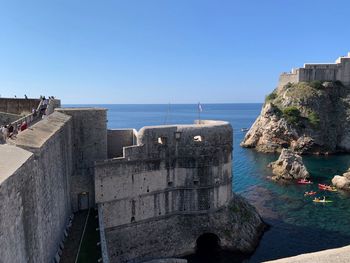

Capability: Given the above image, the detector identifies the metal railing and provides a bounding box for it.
[2,98,56,141]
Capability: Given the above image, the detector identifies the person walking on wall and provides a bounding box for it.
[0,126,5,143]
[2,125,8,139]
[20,121,27,132]
[8,124,14,138]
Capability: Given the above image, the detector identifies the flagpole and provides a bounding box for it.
[198,106,200,124]
[198,102,201,124]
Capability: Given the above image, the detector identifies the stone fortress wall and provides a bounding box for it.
[0,98,41,125]
[0,111,21,125]
[95,121,264,263]
[0,101,108,263]
[56,108,108,211]
[96,120,233,228]
[0,98,41,115]
[107,129,137,158]
[0,99,264,263]
[278,52,350,87]
[0,111,73,263]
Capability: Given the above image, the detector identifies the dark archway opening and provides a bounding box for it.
[195,233,221,262]
[184,233,250,263]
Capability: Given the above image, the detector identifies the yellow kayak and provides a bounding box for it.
[313,199,333,203]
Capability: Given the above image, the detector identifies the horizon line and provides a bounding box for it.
[62,102,264,105]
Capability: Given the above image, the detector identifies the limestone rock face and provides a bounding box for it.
[268,149,310,180]
[240,103,297,153]
[332,169,350,190]
[241,82,350,154]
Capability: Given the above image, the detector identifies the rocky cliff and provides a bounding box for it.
[268,149,309,180]
[332,168,350,191]
[241,81,350,154]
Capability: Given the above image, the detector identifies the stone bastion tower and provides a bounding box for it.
[0,98,263,263]
[95,120,264,263]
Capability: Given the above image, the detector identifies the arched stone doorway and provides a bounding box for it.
[195,233,221,261]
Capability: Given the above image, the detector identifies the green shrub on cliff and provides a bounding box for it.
[271,103,282,117]
[265,91,277,102]
[282,106,301,125]
[310,80,324,90]
[284,82,293,89]
[284,82,320,102]
[308,111,320,127]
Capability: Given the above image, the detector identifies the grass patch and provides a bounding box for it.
[308,111,320,127]
[285,82,322,100]
[265,91,277,102]
[310,80,324,90]
[282,106,301,125]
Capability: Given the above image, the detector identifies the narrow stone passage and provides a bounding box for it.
[76,209,101,263]
[60,211,88,263]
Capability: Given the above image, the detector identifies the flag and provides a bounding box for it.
[198,102,203,112]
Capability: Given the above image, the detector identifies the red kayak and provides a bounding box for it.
[304,191,317,196]
[297,179,313,184]
[318,183,328,188]
[318,184,337,192]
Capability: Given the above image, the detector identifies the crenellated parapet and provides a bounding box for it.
[95,121,233,224]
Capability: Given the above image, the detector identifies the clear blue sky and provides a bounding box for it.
[1,0,350,104]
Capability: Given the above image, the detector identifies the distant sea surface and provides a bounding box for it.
[66,103,350,262]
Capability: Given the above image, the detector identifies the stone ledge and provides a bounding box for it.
[263,245,350,263]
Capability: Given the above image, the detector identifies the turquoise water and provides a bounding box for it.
[67,103,350,262]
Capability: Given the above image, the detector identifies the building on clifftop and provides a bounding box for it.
[279,52,350,88]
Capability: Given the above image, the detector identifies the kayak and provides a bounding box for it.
[318,184,337,192]
[304,191,317,196]
[318,183,329,188]
[313,199,333,203]
[324,188,337,192]
[297,179,313,184]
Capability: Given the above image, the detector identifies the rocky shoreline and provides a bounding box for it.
[241,81,350,155]
[268,149,309,181]
[332,169,350,191]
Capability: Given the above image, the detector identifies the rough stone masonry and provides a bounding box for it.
[95,120,264,263]
[0,98,264,263]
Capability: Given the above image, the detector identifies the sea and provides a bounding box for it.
[67,103,350,262]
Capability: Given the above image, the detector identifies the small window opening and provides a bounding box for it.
[175,132,181,140]
[194,135,202,142]
[193,180,199,186]
[168,181,173,187]
[157,137,167,145]
[131,216,135,223]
